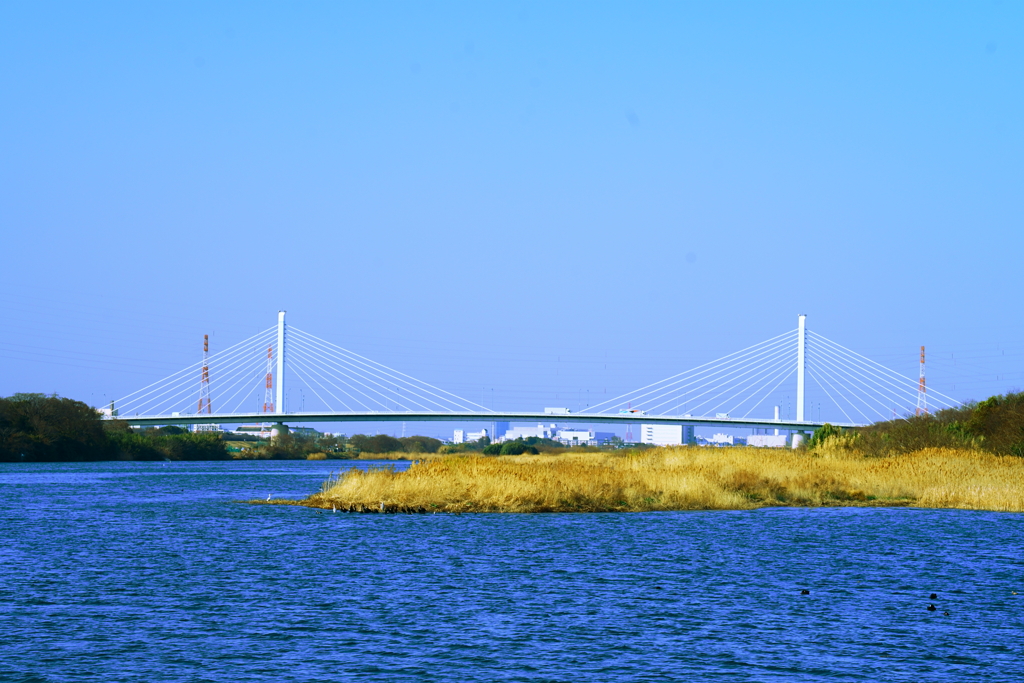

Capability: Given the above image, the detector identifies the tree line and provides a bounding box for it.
[807,391,1024,457]
[0,394,226,462]
[0,393,447,462]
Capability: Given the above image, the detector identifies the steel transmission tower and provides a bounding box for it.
[916,345,927,416]
[197,335,212,414]
[263,345,275,414]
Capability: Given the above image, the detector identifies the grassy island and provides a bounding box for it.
[267,446,1024,514]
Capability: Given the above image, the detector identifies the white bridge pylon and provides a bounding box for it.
[111,313,962,428]
[113,311,492,422]
[580,314,962,425]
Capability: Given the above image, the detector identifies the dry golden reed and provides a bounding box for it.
[279,447,1024,514]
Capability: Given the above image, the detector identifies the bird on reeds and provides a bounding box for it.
[927,604,937,612]
[266,494,271,501]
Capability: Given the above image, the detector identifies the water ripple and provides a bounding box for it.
[1,461,1022,681]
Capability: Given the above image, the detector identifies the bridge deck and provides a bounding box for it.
[107,411,861,431]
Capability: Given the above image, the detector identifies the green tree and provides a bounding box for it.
[0,394,115,462]
[398,435,442,453]
[348,434,404,453]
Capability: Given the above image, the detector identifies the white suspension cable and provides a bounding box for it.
[290,328,493,412]
[286,342,391,411]
[806,367,856,425]
[287,337,438,412]
[119,332,275,415]
[807,337,957,415]
[700,351,797,417]
[809,332,962,407]
[722,357,797,417]
[806,357,882,424]
[285,354,357,412]
[116,328,276,413]
[285,353,371,412]
[583,329,798,413]
[289,330,481,412]
[808,334,934,406]
[646,338,797,416]
[806,340,919,419]
[286,361,335,413]
[115,327,275,405]
[211,352,272,416]
[602,332,797,414]
[742,367,796,419]
[288,332,476,412]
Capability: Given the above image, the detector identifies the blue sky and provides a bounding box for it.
[1,2,1022,436]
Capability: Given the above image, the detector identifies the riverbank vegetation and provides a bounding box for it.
[841,392,1024,457]
[0,394,117,461]
[284,393,1024,514]
[290,445,1024,514]
[0,394,232,461]
[0,393,448,462]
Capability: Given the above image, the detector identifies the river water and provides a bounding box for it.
[1,460,1022,682]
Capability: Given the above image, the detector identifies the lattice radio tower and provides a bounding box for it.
[262,345,275,414]
[197,334,212,414]
[916,345,927,416]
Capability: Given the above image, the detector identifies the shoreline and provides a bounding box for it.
[250,498,919,514]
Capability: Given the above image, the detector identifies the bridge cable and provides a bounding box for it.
[582,328,798,414]
[588,330,797,415]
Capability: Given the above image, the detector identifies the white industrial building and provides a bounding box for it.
[747,434,788,448]
[230,425,271,438]
[555,429,594,445]
[453,428,488,444]
[192,423,223,433]
[702,433,747,446]
[640,424,695,446]
[500,424,557,441]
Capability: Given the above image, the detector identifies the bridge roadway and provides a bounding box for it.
[108,411,860,432]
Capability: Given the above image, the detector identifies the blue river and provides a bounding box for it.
[1,460,1022,682]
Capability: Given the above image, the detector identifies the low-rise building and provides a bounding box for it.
[640,424,695,446]
[230,425,273,438]
[501,424,557,441]
[747,434,788,448]
[453,428,488,444]
[556,429,594,445]
[192,424,222,433]
[702,433,746,446]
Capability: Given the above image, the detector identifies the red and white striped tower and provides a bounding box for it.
[262,345,275,414]
[916,345,927,416]
[197,334,212,414]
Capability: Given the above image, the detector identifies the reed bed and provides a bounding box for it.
[276,447,1024,514]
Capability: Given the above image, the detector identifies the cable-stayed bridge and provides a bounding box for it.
[108,313,962,436]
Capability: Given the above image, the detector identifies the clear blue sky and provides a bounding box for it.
[1,2,1022,435]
